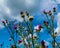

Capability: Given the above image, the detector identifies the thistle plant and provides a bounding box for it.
[43,7,60,48]
[1,7,59,48]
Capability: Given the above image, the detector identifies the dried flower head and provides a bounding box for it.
[2,20,5,23]
[20,11,25,18]
[53,7,56,12]
[18,40,22,44]
[33,33,37,40]
[48,11,52,16]
[2,20,6,25]
[29,16,34,21]
[5,20,10,25]
[44,21,49,26]
[26,11,29,16]
[38,25,43,29]
[43,10,47,14]
[54,32,57,37]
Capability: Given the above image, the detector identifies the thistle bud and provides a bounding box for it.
[53,7,56,12]
[20,11,25,18]
[54,32,57,37]
[26,11,29,16]
[44,21,49,26]
[48,11,52,16]
[43,10,47,14]
[34,25,43,32]
[2,20,6,25]
[41,40,45,45]
[29,16,34,21]
[18,40,22,44]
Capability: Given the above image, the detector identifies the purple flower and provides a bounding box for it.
[48,11,52,16]
[26,11,29,16]
[18,40,22,44]
[43,10,47,14]
[20,11,25,18]
[14,25,17,29]
[41,40,45,45]
[2,20,6,25]
[38,25,43,29]
[2,20,5,23]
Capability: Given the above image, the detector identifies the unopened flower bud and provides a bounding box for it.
[29,16,34,21]
[26,11,29,16]
[20,11,25,18]
[44,21,49,26]
[48,11,52,16]
[43,10,47,14]
[53,7,56,12]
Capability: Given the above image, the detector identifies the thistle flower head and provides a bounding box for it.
[34,25,43,32]
[20,11,25,18]
[44,21,49,26]
[2,20,6,25]
[5,20,10,25]
[48,11,52,16]
[29,16,34,21]
[53,7,56,12]
[41,40,45,45]
[26,11,29,16]
[54,32,57,37]
[2,20,5,24]
[33,33,37,39]
[43,10,47,14]
[18,40,22,44]
[14,25,17,29]
[38,25,43,29]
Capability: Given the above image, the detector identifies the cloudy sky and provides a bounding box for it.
[0,0,60,48]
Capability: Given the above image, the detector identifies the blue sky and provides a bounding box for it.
[0,0,60,48]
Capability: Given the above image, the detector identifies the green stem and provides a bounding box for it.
[51,15,55,48]
[24,18,32,48]
[30,21,34,48]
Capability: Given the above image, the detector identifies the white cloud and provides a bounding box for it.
[40,0,57,12]
[56,0,60,4]
[4,7,11,15]
[25,0,34,5]
[0,0,4,5]
[0,0,57,29]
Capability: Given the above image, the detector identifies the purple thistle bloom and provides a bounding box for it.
[2,20,5,23]
[43,10,47,14]
[18,40,22,44]
[38,25,43,29]
[41,40,45,45]
[14,25,17,29]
